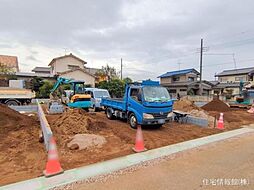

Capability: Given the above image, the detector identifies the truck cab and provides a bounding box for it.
[102,80,174,128]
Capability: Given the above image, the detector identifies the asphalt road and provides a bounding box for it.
[76,132,254,190]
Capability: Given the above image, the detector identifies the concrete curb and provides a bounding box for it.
[1,127,254,190]
[37,101,53,151]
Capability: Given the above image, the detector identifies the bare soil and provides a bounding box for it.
[202,99,231,112]
[0,104,46,186]
[1,103,254,186]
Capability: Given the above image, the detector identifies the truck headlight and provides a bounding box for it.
[167,112,173,118]
[143,113,154,119]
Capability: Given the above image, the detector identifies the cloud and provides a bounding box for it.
[1,0,254,79]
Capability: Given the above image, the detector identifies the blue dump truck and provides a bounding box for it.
[101,80,174,128]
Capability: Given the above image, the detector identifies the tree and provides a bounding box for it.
[123,77,132,84]
[37,80,54,98]
[97,77,133,98]
[0,63,14,75]
[96,64,118,81]
[30,77,44,92]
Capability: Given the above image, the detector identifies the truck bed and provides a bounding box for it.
[0,87,35,99]
[101,98,126,111]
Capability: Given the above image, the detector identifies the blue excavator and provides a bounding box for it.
[48,77,92,113]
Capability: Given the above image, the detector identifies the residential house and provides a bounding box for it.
[158,68,213,97]
[0,55,19,73]
[214,67,254,95]
[48,53,96,87]
[215,67,254,83]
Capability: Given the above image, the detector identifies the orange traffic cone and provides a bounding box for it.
[133,125,147,153]
[43,137,64,177]
[217,113,224,130]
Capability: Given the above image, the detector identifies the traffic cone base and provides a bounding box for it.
[43,167,64,177]
[132,147,147,153]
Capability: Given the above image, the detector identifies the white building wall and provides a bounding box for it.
[59,70,95,87]
[52,57,85,74]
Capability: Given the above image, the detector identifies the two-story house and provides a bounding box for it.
[213,67,254,95]
[158,68,213,97]
[215,67,254,83]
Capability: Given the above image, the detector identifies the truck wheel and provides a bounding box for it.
[91,106,98,112]
[129,113,137,129]
[6,100,19,106]
[106,107,114,119]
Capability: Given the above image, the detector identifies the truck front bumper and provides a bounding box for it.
[142,117,172,125]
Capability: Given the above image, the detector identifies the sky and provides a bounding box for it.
[1,0,254,81]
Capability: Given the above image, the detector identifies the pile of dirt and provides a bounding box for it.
[173,99,201,112]
[0,104,46,186]
[50,109,89,135]
[173,99,215,127]
[67,134,106,150]
[0,104,38,133]
[202,99,231,112]
[50,108,108,148]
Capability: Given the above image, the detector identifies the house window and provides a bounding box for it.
[173,77,180,82]
[68,65,80,70]
[188,77,195,81]
[180,89,187,91]
[235,76,244,81]
[169,89,177,93]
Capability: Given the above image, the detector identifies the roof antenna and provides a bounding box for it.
[63,48,68,55]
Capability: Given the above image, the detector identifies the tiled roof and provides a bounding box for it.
[85,67,101,75]
[158,68,199,78]
[16,72,54,78]
[215,67,254,76]
[58,68,96,78]
[32,67,51,72]
[0,55,19,71]
[49,53,87,66]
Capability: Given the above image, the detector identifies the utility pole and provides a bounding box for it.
[199,38,203,96]
[120,58,123,80]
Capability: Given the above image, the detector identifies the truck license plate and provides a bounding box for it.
[158,119,165,124]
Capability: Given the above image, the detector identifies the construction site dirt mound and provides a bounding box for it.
[202,99,231,112]
[49,109,108,148]
[0,104,46,186]
[173,99,216,127]
[173,99,201,112]
[0,104,38,133]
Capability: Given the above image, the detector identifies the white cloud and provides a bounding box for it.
[1,0,254,80]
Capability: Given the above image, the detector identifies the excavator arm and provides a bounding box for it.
[50,77,73,93]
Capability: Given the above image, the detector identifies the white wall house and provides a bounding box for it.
[48,53,96,87]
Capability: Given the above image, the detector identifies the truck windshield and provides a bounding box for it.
[94,91,110,98]
[143,86,170,102]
